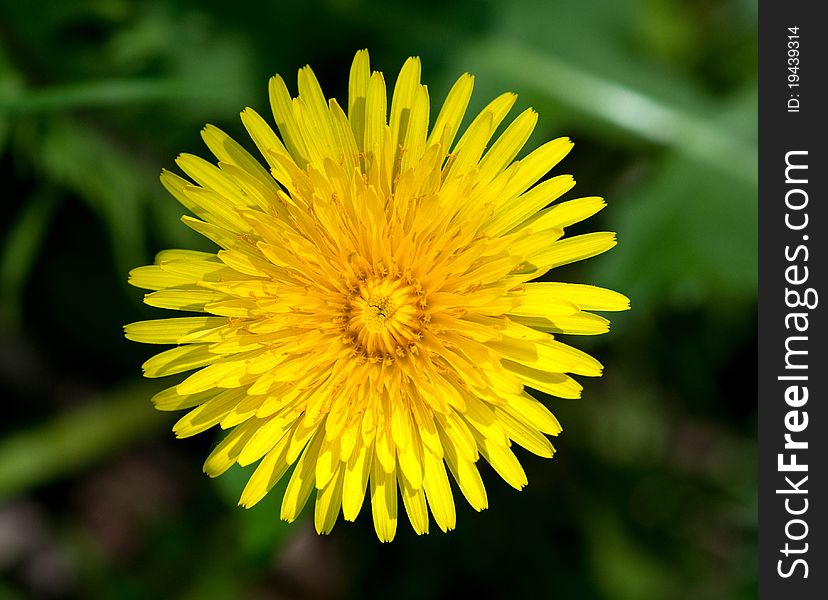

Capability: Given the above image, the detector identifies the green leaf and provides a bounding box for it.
[37,118,149,276]
[0,78,185,114]
[0,186,61,326]
[585,507,675,600]
[212,461,293,563]
[0,42,24,155]
[590,89,757,315]
[0,381,168,499]
[461,38,756,185]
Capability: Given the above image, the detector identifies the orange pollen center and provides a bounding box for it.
[363,295,398,331]
[341,277,428,359]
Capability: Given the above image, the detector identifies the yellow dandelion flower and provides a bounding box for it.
[125,50,629,542]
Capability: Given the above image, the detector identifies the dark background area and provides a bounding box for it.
[0,1,756,598]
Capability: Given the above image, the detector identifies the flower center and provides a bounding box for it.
[341,277,426,359]
[363,294,398,332]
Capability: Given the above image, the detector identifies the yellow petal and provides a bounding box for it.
[487,174,576,236]
[142,289,227,312]
[175,185,253,233]
[370,451,398,542]
[492,333,597,381]
[128,265,190,291]
[125,317,226,344]
[142,344,218,378]
[443,112,493,180]
[389,56,422,157]
[426,73,474,156]
[342,439,371,521]
[180,216,239,250]
[176,153,243,205]
[494,406,555,458]
[501,137,573,200]
[239,107,295,187]
[506,392,563,436]
[440,430,488,511]
[348,49,371,153]
[220,393,264,429]
[422,447,456,532]
[293,96,334,169]
[238,429,293,507]
[520,196,606,232]
[237,412,296,466]
[269,74,310,166]
[363,71,388,165]
[314,465,344,535]
[434,411,477,462]
[203,419,259,477]
[521,282,631,312]
[512,311,611,335]
[399,470,429,535]
[286,414,323,464]
[397,418,424,489]
[477,436,527,490]
[201,124,278,204]
[314,435,341,489]
[173,388,246,438]
[400,86,430,174]
[328,99,359,174]
[175,354,253,394]
[445,92,516,180]
[530,232,617,273]
[296,66,337,166]
[477,108,537,184]
[374,421,396,474]
[151,385,215,411]
[281,430,324,522]
[507,294,580,319]
[461,395,509,447]
[502,360,584,398]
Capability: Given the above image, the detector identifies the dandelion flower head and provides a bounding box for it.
[125,50,629,541]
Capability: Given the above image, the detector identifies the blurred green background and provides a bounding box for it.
[0,0,756,598]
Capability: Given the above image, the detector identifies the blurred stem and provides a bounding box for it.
[0,381,168,499]
[0,79,189,113]
[474,38,757,186]
[0,186,61,327]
